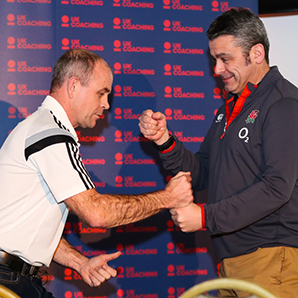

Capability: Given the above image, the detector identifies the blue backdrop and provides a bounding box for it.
[0,1,257,297]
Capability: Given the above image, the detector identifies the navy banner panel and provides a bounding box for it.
[0,0,257,297]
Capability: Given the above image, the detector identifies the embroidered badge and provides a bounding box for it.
[215,113,224,123]
[245,110,259,124]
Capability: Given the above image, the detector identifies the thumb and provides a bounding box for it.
[174,171,191,179]
[151,111,164,121]
[103,251,121,262]
[144,109,154,117]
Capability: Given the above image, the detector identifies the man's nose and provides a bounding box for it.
[102,95,110,110]
[214,60,225,76]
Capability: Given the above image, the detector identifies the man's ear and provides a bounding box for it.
[250,43,265,64]
[67,76,79,98]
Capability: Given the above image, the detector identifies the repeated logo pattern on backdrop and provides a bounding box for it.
[0,0,257,297]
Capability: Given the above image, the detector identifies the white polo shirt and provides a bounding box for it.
[0,96,95,267]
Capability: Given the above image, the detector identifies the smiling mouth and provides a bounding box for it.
[221,75,233,83]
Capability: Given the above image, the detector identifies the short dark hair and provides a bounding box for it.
[207,7,270,64]
[50,49,110,93]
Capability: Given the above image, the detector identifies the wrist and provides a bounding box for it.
[159,188,171,209]
[154,134,176,153]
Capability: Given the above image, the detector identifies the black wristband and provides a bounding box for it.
[154,134,175,151]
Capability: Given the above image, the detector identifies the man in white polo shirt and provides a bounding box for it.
[0,49,193,298]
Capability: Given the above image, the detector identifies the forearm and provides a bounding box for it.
[65,172,193,228]
[53,237,86,272]
[205,177,294,235]
[93,190,167,228]
[66,189,172,229]
[66,172,193,229]
[158,136,207,190]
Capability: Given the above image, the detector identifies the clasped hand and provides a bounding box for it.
[170,203,202,233]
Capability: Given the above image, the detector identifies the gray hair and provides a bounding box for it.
[206,7,270,64]
[50,49,111,93]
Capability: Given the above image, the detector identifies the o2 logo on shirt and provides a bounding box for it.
[238,127,249,143]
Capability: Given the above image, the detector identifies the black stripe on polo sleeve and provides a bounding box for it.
[25,135,76,161]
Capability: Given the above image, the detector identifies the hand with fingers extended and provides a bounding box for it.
[139,109,170,145]
[78,251,121,287]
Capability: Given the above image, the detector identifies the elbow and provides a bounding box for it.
[83,211,113,229]
[84,215,105,229]
[65,191,117,229]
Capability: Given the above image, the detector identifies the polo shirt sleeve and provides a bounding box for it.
[25,129,95,203]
